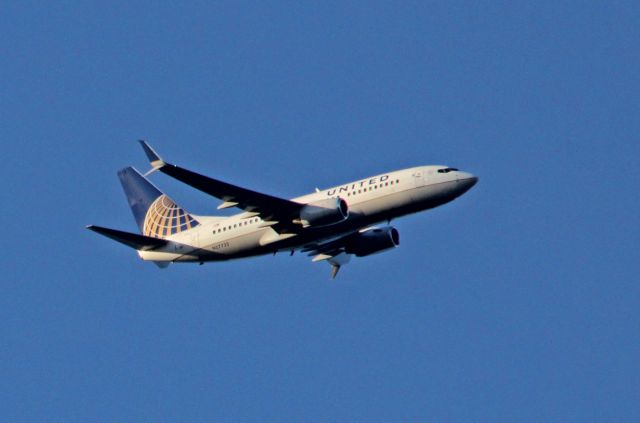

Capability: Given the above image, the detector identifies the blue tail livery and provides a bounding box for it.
[117,167,199,239]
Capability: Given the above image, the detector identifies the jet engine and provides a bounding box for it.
[298,198,349,227]
[345,226,400,257]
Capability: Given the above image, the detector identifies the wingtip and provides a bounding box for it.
[138,140,166,173]
[138,140,160,161]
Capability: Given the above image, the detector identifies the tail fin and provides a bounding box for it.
[117,167,199,238]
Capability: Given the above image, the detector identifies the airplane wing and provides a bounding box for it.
[302,232,358,259]
[139,141,303,230]
[301,226,398,278]
[301,232,360,278]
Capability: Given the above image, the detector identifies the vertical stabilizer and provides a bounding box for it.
[117,167,199,238]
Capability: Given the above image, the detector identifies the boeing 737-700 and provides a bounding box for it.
[87,141,478,278]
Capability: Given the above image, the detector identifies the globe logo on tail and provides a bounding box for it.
[143,195,199,238]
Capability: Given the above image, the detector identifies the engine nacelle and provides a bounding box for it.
[299,198,349,227]
[345,226,400,257]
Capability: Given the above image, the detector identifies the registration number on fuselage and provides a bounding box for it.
[211,242,230,251]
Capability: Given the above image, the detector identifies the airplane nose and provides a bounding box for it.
[456,172,479,190]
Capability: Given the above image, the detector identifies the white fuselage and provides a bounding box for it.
[138,166,477,263]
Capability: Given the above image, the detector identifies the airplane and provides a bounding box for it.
[87,141,478,278]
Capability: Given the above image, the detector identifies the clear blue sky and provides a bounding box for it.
[2,2,639,421]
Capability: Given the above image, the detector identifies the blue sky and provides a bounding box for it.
[2,2,639,421]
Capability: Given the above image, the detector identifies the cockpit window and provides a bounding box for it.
[437,167,459,173]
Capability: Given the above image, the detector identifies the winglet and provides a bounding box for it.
[138,140,166,176]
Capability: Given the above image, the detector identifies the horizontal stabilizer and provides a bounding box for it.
[86,225,169,251]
